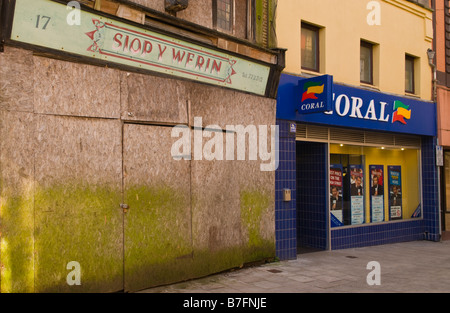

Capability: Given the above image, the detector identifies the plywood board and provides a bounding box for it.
[123,123,192,291]
[33,114,123,292]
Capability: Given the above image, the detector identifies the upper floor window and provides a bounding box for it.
[214,0,234,33]
[405,55,416,94]
[301,23,320,72]
[360,41,373,84]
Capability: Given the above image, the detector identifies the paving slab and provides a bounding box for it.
[139,240,450,293]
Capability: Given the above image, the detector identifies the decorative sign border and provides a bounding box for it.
[9,0,271,96]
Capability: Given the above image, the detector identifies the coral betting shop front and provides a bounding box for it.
[275,73,440,260]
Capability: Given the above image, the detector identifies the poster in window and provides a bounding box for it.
[330,164,344,227]
[388,166,402,220]
[369,165,384,223]
[350,164,364,225]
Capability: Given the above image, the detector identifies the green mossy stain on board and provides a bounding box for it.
[33,183,123,293]
[1,182,276,292]
[0,190,34,293]
[240,189,275,262]
[124,184,193,291]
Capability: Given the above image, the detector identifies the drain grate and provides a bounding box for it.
[346,255,358,259]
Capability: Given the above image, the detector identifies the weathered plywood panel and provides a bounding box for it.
[188,84,276,268]
[188,82,277,259]
[120,72,188,124]
[235,159,276,262]
[187,82,276,129]
[187,85,275,271]
[0,110,35,293]
[33,115,123,292]
[190,148,244,269]
[0,47,34,112]
[33,56,121,119]
[190,131,276,272]
[123,124,192,292]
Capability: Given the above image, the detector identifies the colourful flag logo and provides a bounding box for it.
[392,100,411,125]
[301,82,324,102]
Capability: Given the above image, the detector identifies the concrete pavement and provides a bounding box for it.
[139,240,450,293]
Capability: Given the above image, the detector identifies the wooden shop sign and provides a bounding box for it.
[8,0,271,96]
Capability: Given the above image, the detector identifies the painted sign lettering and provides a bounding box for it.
[277,74,437,136]
[10,0,270,96]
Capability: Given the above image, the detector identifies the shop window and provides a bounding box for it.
[214,0,234,33]
[301,23,320,72]
[329,144,421,227]
[405,54,416,94]
[360,41,373,84]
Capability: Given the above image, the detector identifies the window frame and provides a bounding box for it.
[213,0,234,34]
[301,22,320,72]
[405,54,416,94]
[360,40,374,85]
[329,142,422,228]
[246,0,255,41]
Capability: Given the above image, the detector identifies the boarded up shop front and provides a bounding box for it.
[0,0,285,292]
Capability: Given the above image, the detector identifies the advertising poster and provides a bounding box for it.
[330,164,344,227]
[412,205,421,218]
[388,166,402,220]
[350,165,364,225]
[369,165,384,223]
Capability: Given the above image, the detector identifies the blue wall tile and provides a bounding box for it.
[275,120,297,260]
[275,120,440,255]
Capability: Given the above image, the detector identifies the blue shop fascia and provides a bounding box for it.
[275,73,439,260]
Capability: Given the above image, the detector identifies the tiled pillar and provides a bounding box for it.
[422,136,440,241]
[275,120,297,260]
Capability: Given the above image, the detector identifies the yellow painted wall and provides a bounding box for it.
[277,0,433,100]
[330,144,420,223]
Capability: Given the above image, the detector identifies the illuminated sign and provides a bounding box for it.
[296,75,333,114]
[277,74,436,136]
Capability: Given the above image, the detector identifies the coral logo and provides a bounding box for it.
[301,82,325,102]
[392,100,411,125]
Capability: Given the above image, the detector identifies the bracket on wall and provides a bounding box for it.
[165,0,188,15]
